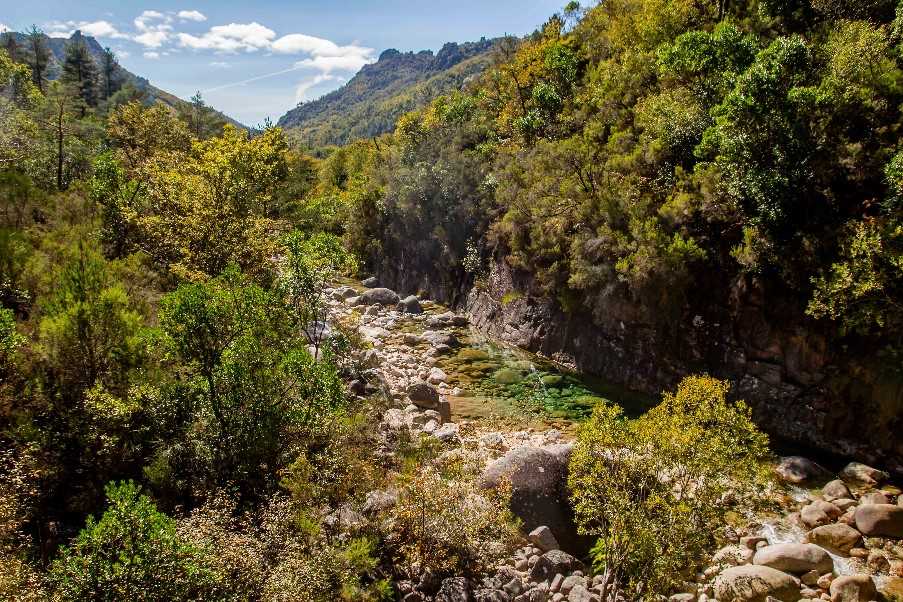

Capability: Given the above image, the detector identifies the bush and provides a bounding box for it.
[568,375,770,600]
[49,481,224,601]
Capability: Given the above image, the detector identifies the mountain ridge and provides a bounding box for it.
[277,38,499,147]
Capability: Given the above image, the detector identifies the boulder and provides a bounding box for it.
[853,504,903,538]
[397,295,423,314]
[828,575,876,602]
[436,577,472,602]
[801,500,842,528]
[753,543,833,575]
[840,462,889,486]
[714,565,800,602]
[713,544,755,567]
[408,382,441,409]
[805,523,863,555]
[361,276,379,287]
[529,550,582,583]
[567,585,593,602]
[858,491,890,505]
[822,480,852,502]
[428,366,448,385]
[528,525,560,552]
[776,456,829,485]
[360,287,399,306]
[433,423,460,444]
[422,330,458,347]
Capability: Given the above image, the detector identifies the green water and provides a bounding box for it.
[436,329,655,424]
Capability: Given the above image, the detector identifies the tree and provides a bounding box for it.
[99,47,122,101]
[61,32,100,110]
[24,26,50,93]
[178,91,225,140]
[35,80,99,191]
[49,481,224,601]
[1,33,20,64]
[568,375,770,601]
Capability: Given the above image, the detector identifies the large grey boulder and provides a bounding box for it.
[360,287,399,306]
[753,543,833,575]
[529,550,582,582]
[854,504,903,538]
[528,525,560,552]
[805,523,863,555]
[397,295,423,314]
[361,276,379,287]
[481,444,587,553]
[776,456,829,485]
[714,565,800,602]
[822,479,852,502]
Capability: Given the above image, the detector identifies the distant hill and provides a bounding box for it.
[7,30,246,129]
[277,39,498,148]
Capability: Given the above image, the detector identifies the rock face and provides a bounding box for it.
[805,523,862,555]
[714,565,800,602]
[753,543,833,574]
[360,287,400,306]
[377,252,903,473]
[854,504,903,538]
[481,445,588,553]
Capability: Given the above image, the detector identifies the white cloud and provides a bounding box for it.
[143,51,160,59]
[134,30,169,48]
[295,73,342,102]
[116,49,131,59]
[0,23,10,34]
[295,54,373,73]
[209,61,231,68]
[134,10,169,31]
[46,20,130,40]
[178,10,207,22]
[177,22,275,53]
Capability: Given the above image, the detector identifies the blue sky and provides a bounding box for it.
[0,1,565,125]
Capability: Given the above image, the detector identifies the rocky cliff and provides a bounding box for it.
[376,255,903,474]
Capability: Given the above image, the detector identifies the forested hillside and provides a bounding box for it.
[3,1,903,601]
[277,39,496,147]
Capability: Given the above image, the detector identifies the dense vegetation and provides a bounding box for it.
[308,0,903,364]
[2,0,900,599]
[0,29,518,601]
[277,40,496,148]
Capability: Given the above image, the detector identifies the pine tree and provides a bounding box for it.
[62,31,99,109]
[177,91,225,139]
[25,26,50,93]
[2,33,20,63]
[100,47,121,100]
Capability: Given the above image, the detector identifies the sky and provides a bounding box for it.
[0,1,565,126]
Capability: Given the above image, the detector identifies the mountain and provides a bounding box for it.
[7,30,245,129]
[277,39,498,148]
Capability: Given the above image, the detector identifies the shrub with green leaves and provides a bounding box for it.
[569,375,770,601]
[49,481,223,601]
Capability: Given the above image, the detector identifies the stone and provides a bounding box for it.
[566,585,593,602]
[832,498,857,511]
[483,445,582,551]
[817,574,833,590]
[437,399,452,423]
[714,544,755,566]
[827,575,876,602]
[840,462,889,486]
[529,550,582,583]
[550,574,564,593]
[408,382,441,409]
[423,330,458,347]
[514,588,548,602]
[854,504,903,538]
[714,565,801,602]
[360,287,399,306]
[397,295,423,314]
[742,537,769,550]
[822,480,852,502]
[858,491,890,505]
[805,524,863,555]
[529,525,560,552]
[670,595,695,602]
[801,501,842,529]
[776,457,830,485]
[363,489,397,514]
[345,295,362,306]
[404,333,423,346]
[436,577,472,602]
[428,366,448,385]
[753,543,834,575]
[433,423,460,444]
[800,571,819,587]
[560,575,583,594]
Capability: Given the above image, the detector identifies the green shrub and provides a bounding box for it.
[569,375,770,600]
[49,481,224,601]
